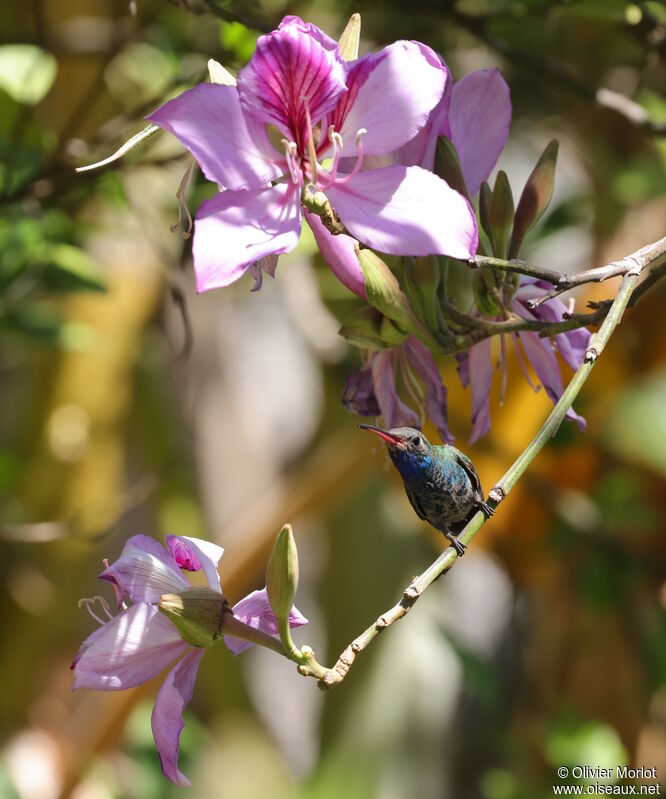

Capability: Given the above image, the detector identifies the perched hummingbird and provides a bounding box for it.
[359,424,493,556]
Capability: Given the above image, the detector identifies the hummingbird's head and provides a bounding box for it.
[358,424,431,458]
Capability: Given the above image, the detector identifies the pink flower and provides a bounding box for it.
[313,59,512,296]
[148,16,477,294]
[457,279,589,443]
[72,534,307,786]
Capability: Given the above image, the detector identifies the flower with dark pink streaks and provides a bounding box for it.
[148,16,477,295]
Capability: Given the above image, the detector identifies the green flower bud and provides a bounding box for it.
[434,137,470,201]
[338,305,407,349]
[159,587,228,648]
[489,171,514,260]
[266,525,299,648]
[479,181,493,243]
[358,249,413,333]
[509,139,558,258]
[338,13,361,62]
[403,256,441,331]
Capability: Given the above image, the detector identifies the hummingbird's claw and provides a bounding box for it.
[479,500,495,517]
[445,531,467,557]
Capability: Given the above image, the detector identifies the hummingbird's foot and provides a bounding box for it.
[479,500,495,517]
[445,531,467,557]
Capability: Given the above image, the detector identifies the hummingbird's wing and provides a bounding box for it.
[405,484,428,522]
[450,448,484,499]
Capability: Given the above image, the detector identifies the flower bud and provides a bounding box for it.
[403,256,441,331]
[434,137,470,201]
[266,525,299,646]
[489,171,514,260]
[338,305,407,349]
[159,588,228,648]
[358,249,413,333]
[338,13,361,61]
[479,181,493,243]
[509,139,558,258]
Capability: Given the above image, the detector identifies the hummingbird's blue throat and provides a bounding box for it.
[390,448,432,481]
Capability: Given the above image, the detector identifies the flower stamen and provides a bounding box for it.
[281,139,302,186]
[511,334,541,392]
[334,128,367,185]
[303,99,318,183]
[78,595,114,626]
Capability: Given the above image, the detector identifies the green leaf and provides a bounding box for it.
[39,243,106,293]
[0,45,57,105]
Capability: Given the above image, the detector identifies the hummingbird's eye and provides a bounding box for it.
[411,435,421,446]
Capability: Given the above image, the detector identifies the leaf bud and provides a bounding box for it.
[489,171,514,260]
[358,249,413,333]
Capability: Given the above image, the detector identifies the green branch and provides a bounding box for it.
[291,259,644,690]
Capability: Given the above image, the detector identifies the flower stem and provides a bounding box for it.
[296,263,643,690]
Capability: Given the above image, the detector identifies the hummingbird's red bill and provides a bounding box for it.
[358,424,403,446]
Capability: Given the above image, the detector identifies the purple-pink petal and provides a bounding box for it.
[248,254,279,292]
[72,603,189,691]
[449,69,512,196]
[341,361,381,417]
[151,649,204,787]
[519,332,586,431]
[192,183,301,293]
[99,535,188,605]
[304,211,366,298]
[147,84,283,191]
[404,337,454,443]
[325,165,478,259]
[514,287,590,371]
[166,535,224,593]
[224,587,308,655]
[371,350,421,430]
[467,338,494,444]
[332,41,446,157]
[237,18,346,144]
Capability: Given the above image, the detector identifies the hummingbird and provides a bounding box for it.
[359,424,493,556]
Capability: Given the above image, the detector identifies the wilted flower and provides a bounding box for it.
[72,534,307,786]
[148,16,477,293]
[342,335,454,443]
[457,278,589,442]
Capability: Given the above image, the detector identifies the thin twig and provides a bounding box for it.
[471,236,666,306]
[291,257,644,690]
